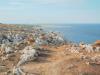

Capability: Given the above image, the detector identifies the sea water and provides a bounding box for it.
[42,24,100,43]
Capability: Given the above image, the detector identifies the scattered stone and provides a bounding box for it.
[17,46,38,66]
[12,66,25,75]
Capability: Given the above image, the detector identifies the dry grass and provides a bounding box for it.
[0,24,100,75]
[1,44,100,75]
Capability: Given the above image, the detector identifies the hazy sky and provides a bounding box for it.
[0,0,100,24]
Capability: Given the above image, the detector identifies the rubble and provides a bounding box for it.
[17,46,38,66]
[12,66,37,75]
[95,47,100,52]
[12,66,25,75]
[89,55,100,65]
[34,32,65,46]
[69,45,80,53]
[0,24,100,75]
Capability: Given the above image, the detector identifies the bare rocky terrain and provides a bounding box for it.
[0,24,100,75]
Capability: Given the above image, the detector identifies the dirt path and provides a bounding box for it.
[1,45,100,75]
[20,45,81,75]
[19,45,100,75]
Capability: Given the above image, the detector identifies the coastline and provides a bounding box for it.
[0,24,100,75]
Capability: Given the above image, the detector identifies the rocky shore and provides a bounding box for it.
[0,24,100,75]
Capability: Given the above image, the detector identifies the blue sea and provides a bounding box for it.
[42,24,100,44]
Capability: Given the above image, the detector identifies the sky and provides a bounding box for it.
[0,0,100,24]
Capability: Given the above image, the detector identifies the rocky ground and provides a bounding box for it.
[0,24,100,75]
[1,45,100,75]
